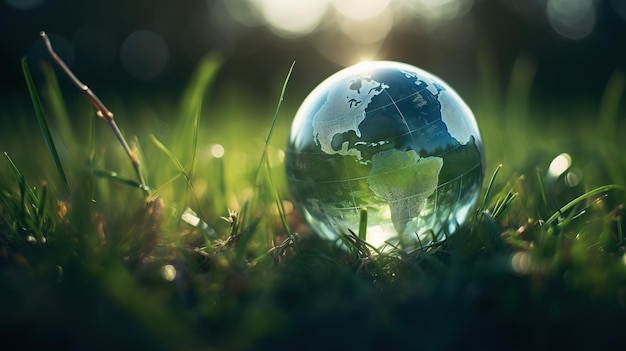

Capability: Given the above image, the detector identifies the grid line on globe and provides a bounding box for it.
[286,61,484,251]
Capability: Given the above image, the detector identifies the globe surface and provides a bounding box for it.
[286,61,484,250]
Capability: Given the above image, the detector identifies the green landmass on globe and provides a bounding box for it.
[366,149,443,233]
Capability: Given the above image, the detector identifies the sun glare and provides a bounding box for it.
[331,0,392,20]
[251,0,329,38]
[339,9,393,44]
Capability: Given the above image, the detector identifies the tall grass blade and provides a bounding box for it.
[3,152,37,202]
[150,135,203,215]
[173,55,221,165]
[93,169,146,190]
[150,173,184,198]
[160,56,220,211]
[265,156,291,235]
[21,57,70,193]
[481,210,505,249]
[251,61,295,190]
[86,112,96,163]
[481,164,502,210]
[36,185,48,233]
[536,168,551,217]
[618,215,624,244]
[543,185,625,227]
[265,61,296,148]
[3,153,49,240]
[492,190,518,220]
[150,135,191,184]
[41,61,75,149]
[237,62,295,259]
[358,208,368,241]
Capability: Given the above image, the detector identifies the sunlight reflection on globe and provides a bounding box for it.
[286,61,485,251]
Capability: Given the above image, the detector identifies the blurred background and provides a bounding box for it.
[1,0,625,104]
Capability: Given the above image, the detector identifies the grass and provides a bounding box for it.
[0,40,625,350]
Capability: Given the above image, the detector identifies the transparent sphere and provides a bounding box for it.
[285,61,484,250]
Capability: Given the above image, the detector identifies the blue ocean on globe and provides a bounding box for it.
[286,61,484,250]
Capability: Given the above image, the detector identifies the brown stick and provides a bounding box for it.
[39,31,150,195]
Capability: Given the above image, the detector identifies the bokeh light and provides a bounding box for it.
[404,0,474,22]
[119,30,169,81]
[221,0,266,27]
[338,9,393,44]
[331,0,392,20]
[511,251,531,274]
[546,0,596,40]
[161,264,177,282]
[211,144,225,158]
[218,0,480,50]
[250,0,329,38]
[565,168,583,187]
[548,153,572,178]
[212,0,612,53]
[2,0,623,94]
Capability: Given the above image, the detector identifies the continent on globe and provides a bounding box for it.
[366,149,443,233]
[312,76,388,158]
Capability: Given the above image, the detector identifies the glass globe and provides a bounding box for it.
[285,61,484,250]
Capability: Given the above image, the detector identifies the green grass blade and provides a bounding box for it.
[265,61,295,146]
[250,61,296,194]
[250,61,296,187]
[41,61,76,149]
[86,111,97,163]
[237,62,295,259]
[4,152,37,227]
[188,110,199,197]
[358,208,368,241]
[18,169,28,224]
[481,163,502,210]
[21,57,70,193]
[36,184,48,233]
[93,169,146,190]
[3,153,49,240]
[3,152,37,202]
[618,215,624,244]
[536,168,551,217]
[173,55,221,165]
[492,190,518,220]
[543,185,626,227]
[150,173,183,198]
[150,134,203,213]
[150,135,190,183]
[265,156,291,235]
